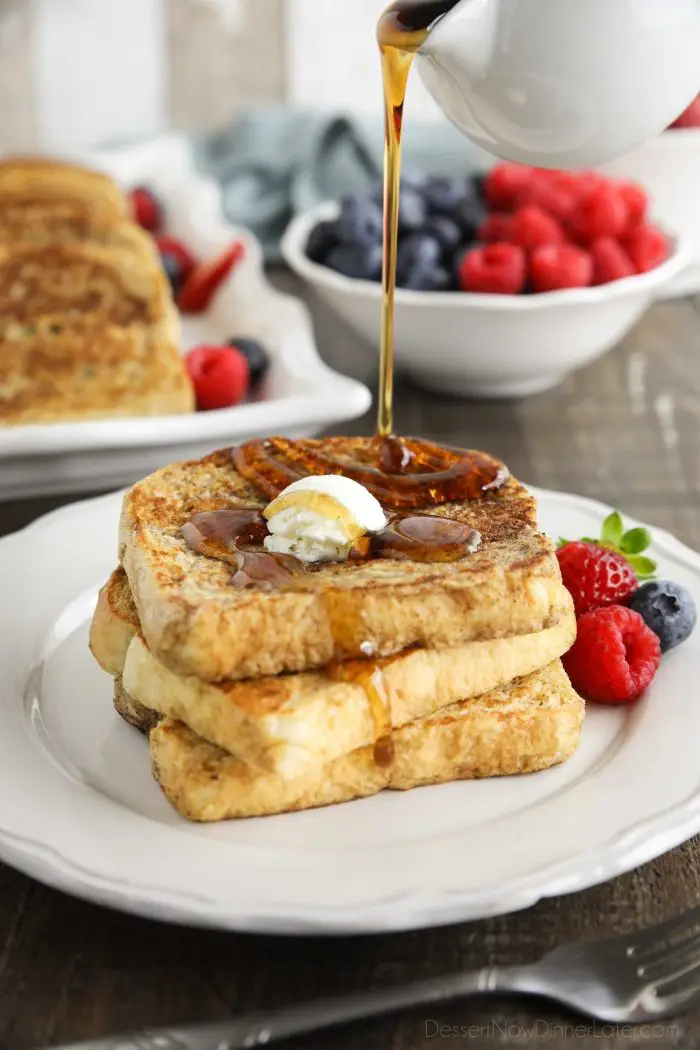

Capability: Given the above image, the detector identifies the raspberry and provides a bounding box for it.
[590,237,636,285]
[622,225,670,274]
[130,186,162,233]
[185,344,250,411]
[563,605,661,704]
[477,213,513,243]
[484,163,534,211]
[529,244,593,293]
[617,181,648,232]
[518,172,579,222]
[509,206,564,250]
[458,244,526,295]
[557,541,638,616]
[568,183,629,244]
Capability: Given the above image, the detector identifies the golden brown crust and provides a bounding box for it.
[89,569,140,676]
[119,444,569,681]
[93,565,576,775]
[0,157,128,222]
[0,320,193,426]
[0,242,174,332]
[113,675,160,735]
[123,607,576,776]
[149,661,585,821]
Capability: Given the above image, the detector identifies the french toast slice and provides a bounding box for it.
[90,568,139,676]
[0,243,176,341]
[93,567,576,775]
[0,156,128,223]
[119,442,570,682]
[0,322,193,426]
[147,661,584,821]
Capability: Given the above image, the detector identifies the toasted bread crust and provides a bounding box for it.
[0,242,175,335]
[113,675,160,735]
[0,157,128,220]
[149,661,585,821]
[120,444,569,681]
[90,569,140,676]
[0,321,192,425]
[122,606,576,775]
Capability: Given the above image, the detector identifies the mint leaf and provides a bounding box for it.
[601,511,624,547]
[627,554,657,579]
[620,527,652,556]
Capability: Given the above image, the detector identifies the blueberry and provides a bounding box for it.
[337,194,383,245]
[396,233,442,289]
[306,220,341,263]
[227,338,270,384]
[453,197,487,241]
[414,266,452,292]
[160,252,185,295]
[325,242,383,281]
[423,175,470,216]
[423,216,463,259]
[627,581,697,653]
[398,186,428,233]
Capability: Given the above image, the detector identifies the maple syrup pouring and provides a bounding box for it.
[376,0,460,437]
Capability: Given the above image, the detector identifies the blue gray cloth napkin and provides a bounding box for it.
[194,106,481,261]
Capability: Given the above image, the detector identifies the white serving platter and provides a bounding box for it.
[0,133,370,501]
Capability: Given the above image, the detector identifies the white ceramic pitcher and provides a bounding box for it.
[415,0,700,168]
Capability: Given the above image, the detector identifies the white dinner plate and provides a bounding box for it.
[1,486,699,935]
[0,134,370,501]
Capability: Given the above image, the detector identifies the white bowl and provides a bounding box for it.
[600,128,700,299]
[282,204,690,399]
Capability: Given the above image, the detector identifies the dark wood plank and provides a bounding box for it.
[0,277,699,1050]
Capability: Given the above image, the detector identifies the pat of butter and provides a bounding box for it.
[263,475,386,564]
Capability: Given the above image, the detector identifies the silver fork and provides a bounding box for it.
[51,906,700,1050]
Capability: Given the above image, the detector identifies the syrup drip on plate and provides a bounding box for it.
[233,436,507,510]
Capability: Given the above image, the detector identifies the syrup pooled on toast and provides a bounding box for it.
[232,437,506,510]
[376,0,459,436]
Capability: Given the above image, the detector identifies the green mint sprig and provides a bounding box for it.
[557,510,656,580]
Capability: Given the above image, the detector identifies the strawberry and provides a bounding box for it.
[130,186,162,233]
[176,241,246,314]
[557,511,657,616]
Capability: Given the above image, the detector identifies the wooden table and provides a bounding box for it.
[2,274,700,1050]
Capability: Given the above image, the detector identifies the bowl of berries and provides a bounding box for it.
[601,95,700,299]
[282,165,689,398]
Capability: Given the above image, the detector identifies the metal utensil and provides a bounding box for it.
[50,906,700,1050]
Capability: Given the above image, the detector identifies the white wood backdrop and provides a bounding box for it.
[285,0,442,118]
[22,0,443,150]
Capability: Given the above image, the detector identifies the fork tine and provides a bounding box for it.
[637,936,700,981]
[649,970,700,1017]
[628,905,700,960]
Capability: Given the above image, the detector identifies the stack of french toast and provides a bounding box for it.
[0,157,193,425]
[90,436,584,823]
